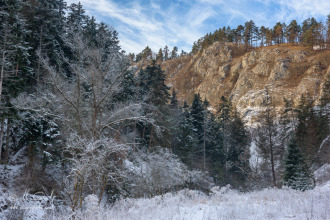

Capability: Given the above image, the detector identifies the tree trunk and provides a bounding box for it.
[5,119,10,164]
[0,51,5,103]
[270,142,276,187]
[203,120,206,171]
[0,117,4,162]
[268,117,277,187]
[27,143,35,178]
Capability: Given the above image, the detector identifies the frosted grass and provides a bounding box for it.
[53,182,330,220]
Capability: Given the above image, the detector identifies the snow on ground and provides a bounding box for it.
[1,164,330,220]
[51,183,330,220]
[314,163,330,185]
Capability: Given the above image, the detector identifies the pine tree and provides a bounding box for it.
[163,45,169,61]
[184,94,206,169]
[273,22,285,44]
[19,111,61,174]
[227,108,250,186]
[0,0,31,102]
[301,17,319,47]
[0,0,31,161]
[173,101,195,166]
[244,20,256,48]
[190,94,205,144]
[204,111,224,182]
[136,61,170,148]
[283,138,313,191]
[265,28,274,46]
[286,20,300,43]
[84,16,98,47]
[67,2,86,32]
[142,46,152,60]
[295,95,316,166]
[259,26,266,47]
[23,0,67,75]
[156,48,163,62]
[96,22,121,59]
[169,89,180,152]
[295,95,329,167]
[171,46,178,59]
[113,70,136,103]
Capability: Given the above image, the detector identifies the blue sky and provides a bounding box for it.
[66,0,330,54]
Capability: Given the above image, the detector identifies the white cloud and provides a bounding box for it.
[276,0,330,22]
[65,0,210,54]
[65,0,330,54]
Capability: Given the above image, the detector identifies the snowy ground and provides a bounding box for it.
[61,183,329,220]
[1,164,330,220]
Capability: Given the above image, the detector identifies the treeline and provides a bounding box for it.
[130,45,188,63]
[131,16,330,63]
[192,16,330,54]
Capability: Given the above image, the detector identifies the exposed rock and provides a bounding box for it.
[160,43,329,125]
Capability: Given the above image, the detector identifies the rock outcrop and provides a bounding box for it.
[162,42,330,125]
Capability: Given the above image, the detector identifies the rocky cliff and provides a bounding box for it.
[161,43,330,125]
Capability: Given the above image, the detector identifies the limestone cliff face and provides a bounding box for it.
[162,42,330,125]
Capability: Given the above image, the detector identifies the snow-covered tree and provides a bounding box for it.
[12,29,150,208]
[283,138,313,191]
[0,0,31,162]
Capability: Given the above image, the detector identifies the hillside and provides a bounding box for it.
[160,43,329,125]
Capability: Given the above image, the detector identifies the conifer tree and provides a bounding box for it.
[67,2,86,32]
[0,0,31,161]
[114,70,136,103]
[190,94,205,145]
[295,95,329,167]
[156,48,163,62]
[273,22,285,44]
[283,138,313,191]
[173,101,195,166]
[204,111,224,182]
[136,61,170,148]
[295,95,316,166]
[0,0,31,102]
[235,25,244,45]
[259,26,266,47]
[142,46,152,60]
[23,0,67,75]
[169,89,180,152]
[286,20,300,43]
[84,16,98,47]
[227,108,250,186]
[171,46,178,59]
[163,45,169,61]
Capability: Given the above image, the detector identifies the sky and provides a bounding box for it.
[65,0,330,54]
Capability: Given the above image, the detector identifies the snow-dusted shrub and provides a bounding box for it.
[314,163,330,185]
[63,136,129,210]
[123,147,212,197]
[80,194,100,219]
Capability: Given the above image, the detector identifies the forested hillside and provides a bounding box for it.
[0,0,329,219]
